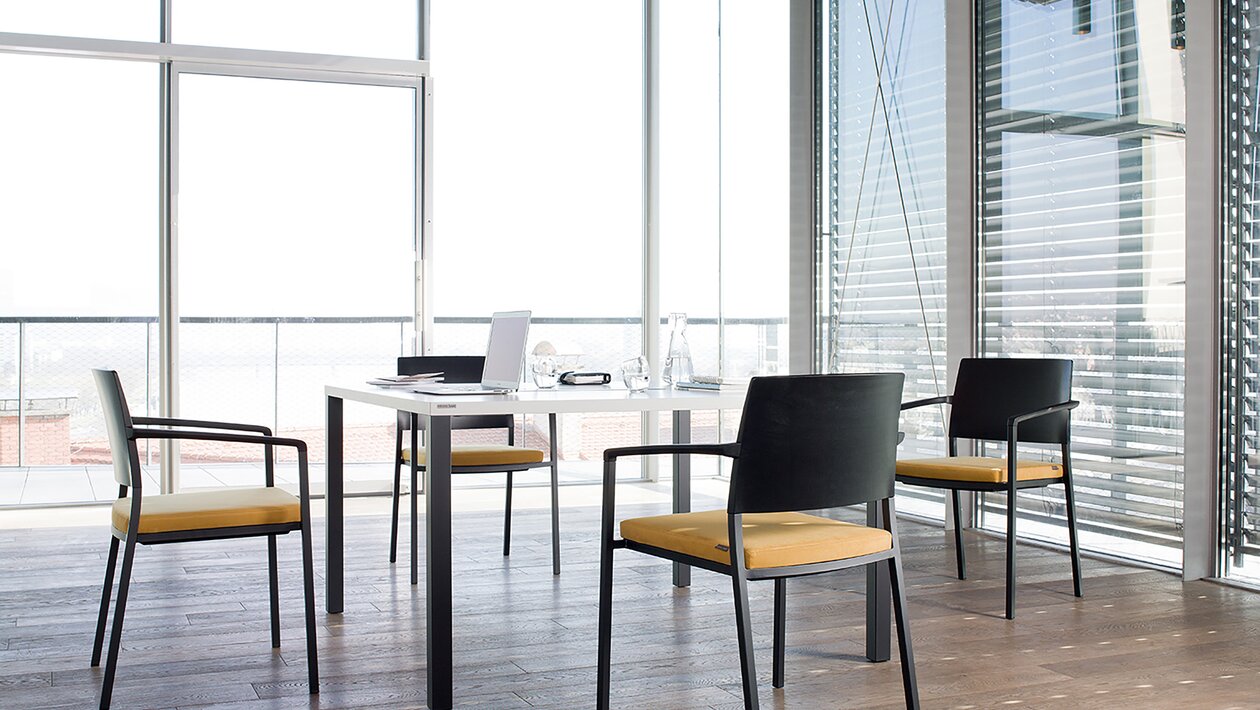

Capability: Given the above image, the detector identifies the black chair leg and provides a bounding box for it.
[267,534,281,648]
[503,471,513,557]
[773,578,786,689]
[91,536,119,667]
[99,535,137,710]
[887,555,920,710]
[1005,489,1018,620]
[550,459,561,576]
[731,565,760,710]
[950,490,967,580]
[389,445,402,564]
[1063,456,1083,598]
[411,457,420,586]
[410,424,420,586]
[300,515,320,694]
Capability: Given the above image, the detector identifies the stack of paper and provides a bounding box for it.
[675,374,752,391]
[367,372,444,387]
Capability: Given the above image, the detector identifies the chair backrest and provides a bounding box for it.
[396,355,513,431]
[92,368,142,491]
[727,373,904,514]
[949,357,1073,444]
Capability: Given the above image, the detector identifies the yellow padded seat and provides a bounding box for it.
[402,445,545,467]
[896,456,1062,484]
[620,510,892,569]
[112,487,301,535]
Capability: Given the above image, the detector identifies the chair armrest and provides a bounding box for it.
[130,429,311,494]
[1001,400,1079,490]
[132,417,272,436]
[600,442,740,552]
[900,395,951,411]
[603,442,740,463]
[131,428,304,451]
[1008,400,1079,428]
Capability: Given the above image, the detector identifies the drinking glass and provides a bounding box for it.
[621,356,650,392]
[531,355,559,388]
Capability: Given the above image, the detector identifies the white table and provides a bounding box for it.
[323,382,890,709]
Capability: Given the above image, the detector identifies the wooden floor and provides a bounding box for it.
[2,488,1259,709]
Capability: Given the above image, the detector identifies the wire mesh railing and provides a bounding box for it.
[0,315,786,505]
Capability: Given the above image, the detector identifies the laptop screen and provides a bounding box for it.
[480,311,531,389]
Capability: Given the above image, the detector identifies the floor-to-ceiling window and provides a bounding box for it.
[0,53,159,504]
[427,1,788,483]
[659,0,790,478]
[175,71,417,493]
[821,0,948,519]
[2,3,794,506]
[427,0,644,481]
[1222,0,1260,585]
[0,7,426,504]
[978,0,1186,567]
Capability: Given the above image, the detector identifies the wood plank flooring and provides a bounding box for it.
[2,487,1259,709]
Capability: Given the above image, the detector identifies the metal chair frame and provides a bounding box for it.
[595,374,919,710]
[90,369,318,710]
[896,357,1084,619]
[389,356,561,582]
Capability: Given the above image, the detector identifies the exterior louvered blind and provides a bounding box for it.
[1223,0,1260,579]
[825,0,949,517]
[978,0,1186,564]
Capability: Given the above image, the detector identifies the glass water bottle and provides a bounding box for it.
[662,312,694,386]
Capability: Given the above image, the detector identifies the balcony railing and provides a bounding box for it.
[0,315,785,505]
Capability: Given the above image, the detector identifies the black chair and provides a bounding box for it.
[390,355,561,583]
[597,373,918,710]
[895,357,1082,619]
[89,369,318,710]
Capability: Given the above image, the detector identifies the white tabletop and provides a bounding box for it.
[326,382,748,416]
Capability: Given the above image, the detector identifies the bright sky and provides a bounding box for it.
[1,1,788,322]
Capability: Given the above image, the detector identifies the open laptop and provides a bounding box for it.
[411,310,531,395]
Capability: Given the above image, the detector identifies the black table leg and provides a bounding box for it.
[672,410,691,588]
[326,395,344,614]
[866,502,891,662]
[425,415,453,710]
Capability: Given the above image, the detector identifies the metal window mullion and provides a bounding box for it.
[16,322,24,467]
[160,0,175,492]
[946,0,978,527]
[0,32,428,81]
[417,76,433,355]
[642,0,660,481]
[1185,0,1222,581]
[172,61,423,88]
[160,57,178,494]
[789,0,818,375]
